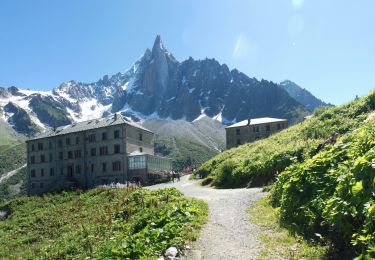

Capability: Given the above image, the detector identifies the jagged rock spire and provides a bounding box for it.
[152,35,166,55]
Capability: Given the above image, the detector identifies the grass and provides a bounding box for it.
[249,196,327,260]
[0,143,26,177]
[0,187,208,259]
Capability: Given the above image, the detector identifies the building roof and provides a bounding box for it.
[226,117,287,128]
[28,114,152,141]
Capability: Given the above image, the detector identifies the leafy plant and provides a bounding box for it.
[0,187,208,259]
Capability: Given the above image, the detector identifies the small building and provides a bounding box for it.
[26,114,172,195]
[225,117,288,149]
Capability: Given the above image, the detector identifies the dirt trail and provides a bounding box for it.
[148,175,266,259]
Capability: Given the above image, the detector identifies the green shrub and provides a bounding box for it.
[271,120,375,258]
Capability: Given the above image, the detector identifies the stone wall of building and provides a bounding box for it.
[27,122,154,195]
[125,125,154,155]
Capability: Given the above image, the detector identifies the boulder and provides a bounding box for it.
[0,206,11,221]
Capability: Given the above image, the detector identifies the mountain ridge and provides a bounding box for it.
[0,35,316,137]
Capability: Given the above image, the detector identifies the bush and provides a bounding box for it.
[271,120,375,258]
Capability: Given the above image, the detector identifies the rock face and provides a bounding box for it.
[280,80,331,111]
[3,102,39,135]
[0,35,319,136]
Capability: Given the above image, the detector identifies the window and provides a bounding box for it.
[114,130,120,139]
[99,146,108,156]
[31,183,35,189]
[31,144,35,151]
[40,182,44,188]
[277,123,281,130]
[68,151,73,159]
[139,147,143,153]
[41,169,44,177]
[31,156,35,164]
[114,144,120,154]
[60,168,63,175]
[50,168,54,176]
[91,164,95,173]
[128,156,146,170]
[59,152,63,160]
[139,133,143,141]
[102,163,107,172]
[58,139,63,147]
[91,148,96,156]
[74,150,82,158]
[102,132,107,141]
[88,134,96,143]
[76,136,80,145]
[236,129,240,135]
[49,141,52,149]
[31,170,36,177]
[40,154,45,163]
[266,125,270,131]
[76,165,81,174]
[237,139,241,145]
[112,161,121,171]
[38,143,43,151]
[255,127,259,132]
[66,138,71,146]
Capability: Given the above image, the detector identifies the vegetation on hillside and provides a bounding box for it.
[0,187,208,259]
[155,135,218,171]
[0,143,26,177]
[196,89,375,188]
[0,167,27,200]
[271,119,375,258]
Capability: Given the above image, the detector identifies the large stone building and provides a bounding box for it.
[26,114,171,195]
[226,117,288,149]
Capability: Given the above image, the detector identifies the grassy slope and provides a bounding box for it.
[196,89,375,188]
[249,196,327,259]
[155,135,218,171]
[0,187,208,259]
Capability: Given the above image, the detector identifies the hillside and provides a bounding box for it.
[196,88,375,187]
[0,187,207,259]
[142,116,225,170]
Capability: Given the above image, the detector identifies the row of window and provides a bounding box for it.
[30,129,123,152]
[30,145,122,164]
[30,168,55,178]
[235,123,286,135]
[30,161,122,178]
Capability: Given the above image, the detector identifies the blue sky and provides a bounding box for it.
[0,0,374,105]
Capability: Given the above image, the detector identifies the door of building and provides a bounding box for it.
[67,165,74,178]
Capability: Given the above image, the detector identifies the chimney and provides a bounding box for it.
[114,113,117,120]
[247,119,251,125]
[53,125,56,132]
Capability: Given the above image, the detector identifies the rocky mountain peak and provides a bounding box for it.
[152,35,166,55]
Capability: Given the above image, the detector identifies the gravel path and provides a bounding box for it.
[148,175,266,260]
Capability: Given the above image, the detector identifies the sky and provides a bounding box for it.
[0,0,374,105]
